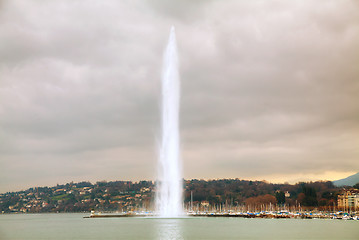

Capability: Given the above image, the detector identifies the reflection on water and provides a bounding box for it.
[1,214,358,240]
[156,219,183,240]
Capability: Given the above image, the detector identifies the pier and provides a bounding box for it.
[84,211,359,220]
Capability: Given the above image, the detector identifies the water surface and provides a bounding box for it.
[0,213,358,240]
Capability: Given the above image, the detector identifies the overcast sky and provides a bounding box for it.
[1,0,358,192]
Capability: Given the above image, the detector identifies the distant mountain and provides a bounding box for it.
[333,172,359,187]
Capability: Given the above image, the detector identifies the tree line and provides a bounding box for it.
[1,179,356,213]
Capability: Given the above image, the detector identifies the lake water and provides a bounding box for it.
[0,213,358,239]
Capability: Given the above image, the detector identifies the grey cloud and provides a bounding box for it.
[1,0,359,192]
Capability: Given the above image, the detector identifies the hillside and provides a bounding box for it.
[0,179,341,213]
[333,172,359,186]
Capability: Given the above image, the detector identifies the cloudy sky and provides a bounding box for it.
[1,0,358,192]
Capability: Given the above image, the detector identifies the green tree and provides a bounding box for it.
[275,191,285,205]
[301,184,318,206]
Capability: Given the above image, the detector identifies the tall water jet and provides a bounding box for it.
[155,26,183,217]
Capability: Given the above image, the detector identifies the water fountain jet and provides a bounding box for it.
[155,26,183,218]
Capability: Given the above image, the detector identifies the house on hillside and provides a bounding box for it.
[337,190,359,210]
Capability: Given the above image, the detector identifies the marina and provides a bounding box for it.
[85,210,359,220]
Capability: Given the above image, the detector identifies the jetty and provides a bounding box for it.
[84,210,359,220]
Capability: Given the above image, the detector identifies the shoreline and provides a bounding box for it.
[84,211,359,220]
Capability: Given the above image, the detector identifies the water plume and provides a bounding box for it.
[155,26,183,218]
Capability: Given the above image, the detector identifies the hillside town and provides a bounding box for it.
[1,179,358,214]
[1,181,153,213]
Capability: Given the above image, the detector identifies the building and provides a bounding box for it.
[201,201,210,207]
[337,190,359,211]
